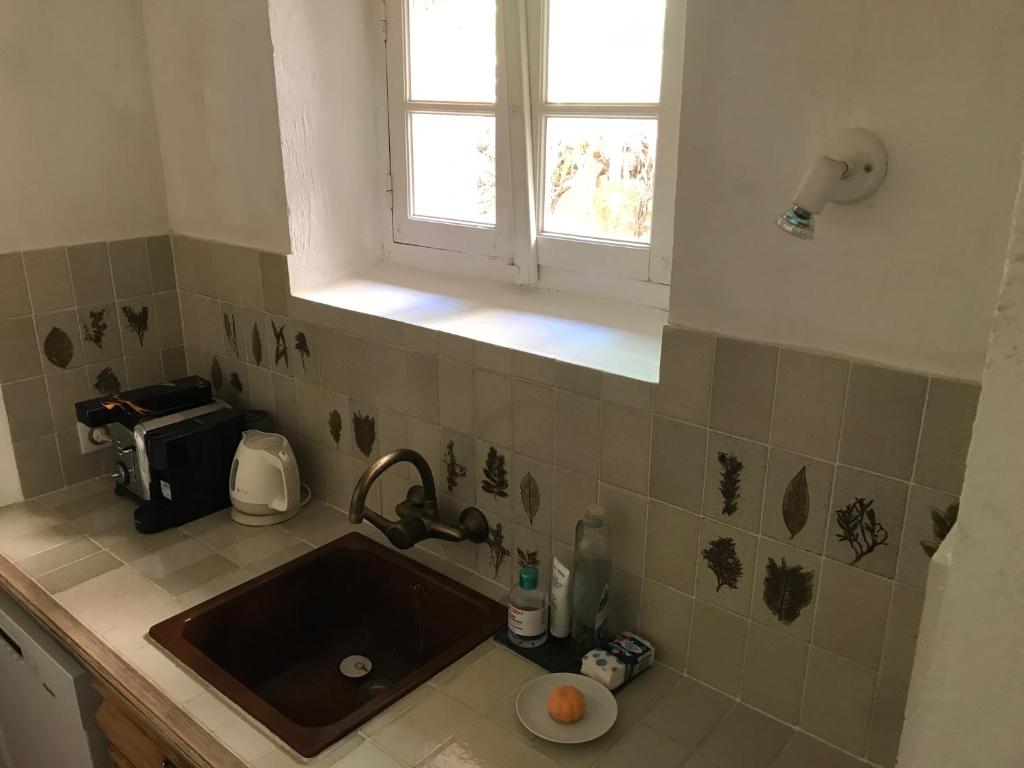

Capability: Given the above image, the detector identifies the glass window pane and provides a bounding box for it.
[542,117,657,243]
[410,113,496,225]
[546,0,666,104]
[408,0,496,103]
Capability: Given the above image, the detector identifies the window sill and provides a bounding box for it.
[293,262,667,382]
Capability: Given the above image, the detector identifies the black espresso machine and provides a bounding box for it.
[75,376,246,533]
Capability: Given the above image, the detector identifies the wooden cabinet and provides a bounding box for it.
[93,683,193,768]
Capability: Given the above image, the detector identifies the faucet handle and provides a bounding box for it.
[458,506,490,544]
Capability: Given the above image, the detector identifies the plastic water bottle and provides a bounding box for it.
[570,504,612,651]
[508,566,549,648]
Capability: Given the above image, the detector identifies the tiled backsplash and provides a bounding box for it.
[1,232,980,767]
[0,239,185,497]
[170,236,979,766]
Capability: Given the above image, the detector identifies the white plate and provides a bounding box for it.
[515,673,618,744]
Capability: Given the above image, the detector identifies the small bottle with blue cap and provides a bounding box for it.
[508,566,549,648]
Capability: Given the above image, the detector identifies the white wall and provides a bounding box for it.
[268,0,386,292]
[669,0,1024,382]
[0,0,167,252]
[142,0,291,255]
[897,148,1024,767]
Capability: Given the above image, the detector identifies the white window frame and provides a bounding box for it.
[382,0,684,306]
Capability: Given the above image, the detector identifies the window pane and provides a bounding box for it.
[546,0,666,103]
[410,113,496,225]
[542,117,657,243]
[408,0,496,103]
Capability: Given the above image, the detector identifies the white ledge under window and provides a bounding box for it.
[294,263,667,382]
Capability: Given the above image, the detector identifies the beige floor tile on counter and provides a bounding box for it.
[177,569,252,608]
[442,647,540,712]
[642,676,735,749]
[593,722,690,768]
[614,662,682,726]
[219,528,303,566]
[770,732,868,768]
[1,519,82,561]
[216,715,278,764]
[359,682,435,737]
[428,640,495,687]
[531,721,624,768]
[37,550,122,594]
[0,501,65,535]
[15,536,99,576]
[65,580,174,634]
[484,693,534,745]
[331,740,402,768]
[154,554,240,596]
[131,539,215,580]
[54,564,150,604]
[127,642,203,703]
[424,718,560,768]
[99,599,180,654]
[698,704,794,768]
[91,521,188,561]
[373,689,479,766]
[681,757,721,768]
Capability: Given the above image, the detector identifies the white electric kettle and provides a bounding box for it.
[229,430,303,526]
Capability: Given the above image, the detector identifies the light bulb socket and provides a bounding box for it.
[775,206,815,240]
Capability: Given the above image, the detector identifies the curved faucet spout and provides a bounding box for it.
[349,448,437,524]
[347,448,488,550]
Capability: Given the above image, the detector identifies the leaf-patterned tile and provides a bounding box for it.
[269,315,292,375]
[322,390,347,452]
[77,303,122,363]
[762,449,835,554]
[695,518,757,617]
[512,522,552,592]
[87,360,126,397]
[116,297,154,354]
[240,309,269,368]
[220,303,243,361]
[478,512,513,588]
[896,484,958,590]
[511,453,553,534]
[750,537,820,642]
[476,441,513,515]
[700,432,767,534]
[292,321,319,384]
[825,467,908,579]
[441,429,475,503]
[348,399,378,460]
[35,310,84,372]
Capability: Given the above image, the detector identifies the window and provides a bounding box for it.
[384,0,683,307]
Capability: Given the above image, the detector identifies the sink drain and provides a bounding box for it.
[339,655,373,679]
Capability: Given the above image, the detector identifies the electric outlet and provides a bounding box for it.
[76,423,110,455]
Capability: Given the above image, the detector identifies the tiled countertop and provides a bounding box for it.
[0,479,873,768]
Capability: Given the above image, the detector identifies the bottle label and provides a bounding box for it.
[508,604,548,639]
[595,585,610,638]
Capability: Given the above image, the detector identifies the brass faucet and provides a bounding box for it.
[348,448,490,550]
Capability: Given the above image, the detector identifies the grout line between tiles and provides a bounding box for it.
[679,335,717,674]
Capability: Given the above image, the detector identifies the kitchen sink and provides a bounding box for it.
[149,532,505,757]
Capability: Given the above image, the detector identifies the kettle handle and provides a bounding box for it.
[271,447,298,512]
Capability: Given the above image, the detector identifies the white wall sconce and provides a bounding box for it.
[776,128,888,240]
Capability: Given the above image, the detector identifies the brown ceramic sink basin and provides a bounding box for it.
[150,532,505,757]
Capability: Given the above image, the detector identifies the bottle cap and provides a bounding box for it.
[584,504,606,526]
[519,566,539,590]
